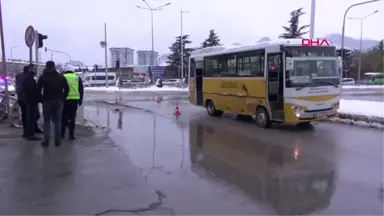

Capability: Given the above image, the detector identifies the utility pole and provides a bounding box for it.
[180,10,189,80]
[309,0,316,38]
[341,0,381,83]
[348,10,378,83]
[104,22,109,87]
[137,0,171,83]
[0,0,11,123]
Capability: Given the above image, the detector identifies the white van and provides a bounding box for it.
[83,72,117,87]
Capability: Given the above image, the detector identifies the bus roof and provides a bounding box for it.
[190,38,337,58]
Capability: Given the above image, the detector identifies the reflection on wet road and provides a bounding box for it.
[85,104,384,215]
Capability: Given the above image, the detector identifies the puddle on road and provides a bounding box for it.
[84,105,383,215]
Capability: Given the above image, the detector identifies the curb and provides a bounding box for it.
[337,113,384,126]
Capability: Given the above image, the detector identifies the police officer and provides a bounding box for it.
[61,65,84,140]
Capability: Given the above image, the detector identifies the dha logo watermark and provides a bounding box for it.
[302,38,330,46]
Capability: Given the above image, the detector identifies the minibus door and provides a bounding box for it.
[266,53,284,121]
[195,60,204,106]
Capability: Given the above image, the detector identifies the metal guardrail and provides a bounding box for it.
[0,93,85,124]
[0,93,22,125]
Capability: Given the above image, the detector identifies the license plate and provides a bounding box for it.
[315,112,326,118]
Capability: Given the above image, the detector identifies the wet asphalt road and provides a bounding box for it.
[84,101,384,215]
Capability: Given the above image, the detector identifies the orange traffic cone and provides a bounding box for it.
[173,103,181,116]
[156,96,161,104]
[115,96,119,104]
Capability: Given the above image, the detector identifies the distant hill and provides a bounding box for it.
[325,34,379,51]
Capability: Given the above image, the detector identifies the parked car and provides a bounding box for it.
[125,78,149,88]
[162,79,182,86]
[342,78,355,85]
[156,79,163,88]
[0,78,15,96]
[83,72,117,87]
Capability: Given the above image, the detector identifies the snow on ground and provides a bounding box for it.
[342,85,384,89]
[85,86,188,92]
[339,99,384,118]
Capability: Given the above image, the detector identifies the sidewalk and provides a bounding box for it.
[0,121,173,215]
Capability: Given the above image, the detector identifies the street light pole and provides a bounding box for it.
[0,0,11,123]
[10,45,20,60]
[137,0,171,83]
[180,10,189,80]
[348,10,378,83]
[341,0,381,81]
[45,47,72,62]
[309,0,316,38]
[104,22,108,87]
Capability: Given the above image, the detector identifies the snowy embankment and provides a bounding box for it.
[342,85,384,89]
[336,100,384,128]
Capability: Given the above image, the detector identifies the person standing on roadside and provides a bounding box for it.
[15,66,29,137]
[17,64,41,141]
[61,65,84,140]
[37,61,69,147]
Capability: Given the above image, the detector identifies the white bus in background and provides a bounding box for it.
[82,72,117,87]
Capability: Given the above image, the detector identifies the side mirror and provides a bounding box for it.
[286,57,294,71]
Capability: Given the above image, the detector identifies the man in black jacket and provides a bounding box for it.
[18,64,41,141]
[37,61,69,147]
[16,65,43,138]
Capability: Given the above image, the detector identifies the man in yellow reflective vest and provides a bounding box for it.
[62,65,84,140]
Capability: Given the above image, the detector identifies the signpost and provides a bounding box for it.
[25,25,35,64]
[35,30,39,77]
[150,66,166,81]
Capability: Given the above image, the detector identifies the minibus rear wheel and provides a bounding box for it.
[206,100,223,117]
[256,107,272,128]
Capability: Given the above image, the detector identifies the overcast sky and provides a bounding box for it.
[3,0,383,65]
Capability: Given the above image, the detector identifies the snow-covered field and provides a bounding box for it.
[337,100,384,129]
[85,86,188,92]
[339,99,384,118]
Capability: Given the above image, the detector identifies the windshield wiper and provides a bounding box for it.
[295,83,316,91]
[316,81,339,88]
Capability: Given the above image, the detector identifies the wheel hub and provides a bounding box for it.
[208,104,215,114]
[258,112,266,126]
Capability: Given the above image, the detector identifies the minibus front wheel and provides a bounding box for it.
[256,107,272,128]
[206,100,223,117]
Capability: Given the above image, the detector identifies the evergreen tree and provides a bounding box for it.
[167,35,194,69]
[279,8,309,39]
[201,29,222,48]
[377,39,383,55]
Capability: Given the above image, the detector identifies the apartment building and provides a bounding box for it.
[137,50,158,66]
[110,47,135,67]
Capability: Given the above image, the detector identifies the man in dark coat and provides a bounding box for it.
[16,64,42,140]
[15,65,43,138]
[37,61,69,147]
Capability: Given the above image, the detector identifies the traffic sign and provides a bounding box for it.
[25,25,35,47]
